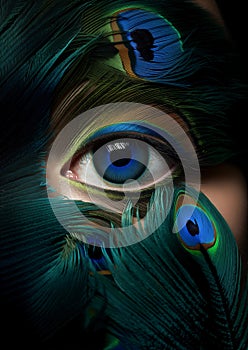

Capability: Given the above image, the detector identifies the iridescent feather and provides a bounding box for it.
[0,1,247,349]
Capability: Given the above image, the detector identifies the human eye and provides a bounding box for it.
[60,124,180,195]
[47,102,201,234]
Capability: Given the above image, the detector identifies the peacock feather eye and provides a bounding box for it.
[130,28,155,61]
[110,8,184,83]
[80,244,112,276]
[88,245,104,260]
[174,194,217,251]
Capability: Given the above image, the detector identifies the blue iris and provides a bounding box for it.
[176,205,215,248]
[93,139,148,184]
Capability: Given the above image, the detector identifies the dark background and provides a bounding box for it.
[216,0,248,175]
[216,0,247,77]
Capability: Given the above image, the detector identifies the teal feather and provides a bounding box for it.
[91,187,248,349]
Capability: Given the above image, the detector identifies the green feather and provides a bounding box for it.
[90,186,248,349]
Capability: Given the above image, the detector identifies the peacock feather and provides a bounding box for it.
[1,0,247,349]
[84,186,248,349]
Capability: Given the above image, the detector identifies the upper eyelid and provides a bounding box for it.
[64,137,180,194]
[54,106,194,175]
[60,134,182,192]
[66,130,178,167]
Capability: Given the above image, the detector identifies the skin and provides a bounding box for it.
[201,163,248,262]
[193,0,225,25]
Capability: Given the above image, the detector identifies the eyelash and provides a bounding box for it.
[61,131,182,192]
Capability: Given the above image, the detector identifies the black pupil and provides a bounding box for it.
[186,219,199,236]
[112,158,131,167]
[110,148,132,167]
[130,29,154,61]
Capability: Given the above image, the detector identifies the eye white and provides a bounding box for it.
[68,138,174,191]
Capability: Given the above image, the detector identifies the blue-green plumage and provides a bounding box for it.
[0,0,247,349]
[87,187,248,349]
[110,8,190,86]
